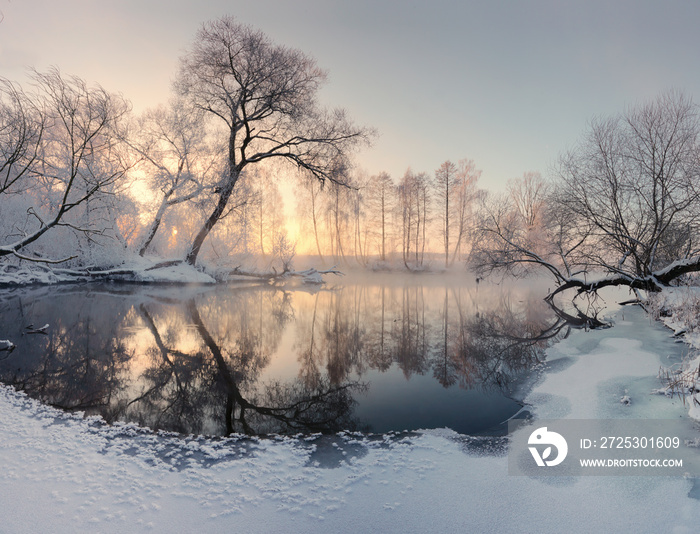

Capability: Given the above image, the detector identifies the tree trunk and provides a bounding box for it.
[380,190,386,261]
[258,198,267,257]
[334,187,347,264]
[139,197,170,257]
[185,178,236,266]
[311,184,325,264]
[444,186,449,268]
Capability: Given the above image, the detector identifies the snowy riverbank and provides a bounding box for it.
[646,286,700,421]
[1,289,700,533]
[0,256,342,288]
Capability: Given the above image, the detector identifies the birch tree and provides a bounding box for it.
[450,159,481,264]
[435,161,458,267]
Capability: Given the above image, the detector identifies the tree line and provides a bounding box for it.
[2,14,700,294]
[0,14,490,274]
[0,16,370,272]
[292,160,484,269]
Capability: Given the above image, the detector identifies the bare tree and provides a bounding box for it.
[435,161,458,267]
[414,171,430,266]
[350,172,368,267]
[508,171,548,228]
[296,171,326,261]
[176,16,371,266]
[397,169,430,268]
[474,171,553,275]
[475,91,700,299]
[450,159,481,264]
[398,168,416,268]
[326,180,351,265]
[365,171,395,262]
[0,78,45,196]
[0,69,131,263]
[248,167,285,258]
[131,100,220,256]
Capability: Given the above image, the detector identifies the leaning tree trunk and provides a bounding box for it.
[185,178,236,266]
[139,197,170,256]
[544,256,700,301]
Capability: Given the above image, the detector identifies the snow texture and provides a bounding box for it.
[0,258,343,288]
[0,257,216,286]
[1,289,700,533]
[648,286,700,421]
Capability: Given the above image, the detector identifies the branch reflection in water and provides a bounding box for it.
[0,277,581,436]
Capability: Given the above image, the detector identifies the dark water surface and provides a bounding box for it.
[0,275,562,437]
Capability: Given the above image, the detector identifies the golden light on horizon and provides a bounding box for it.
[285,218,317,256]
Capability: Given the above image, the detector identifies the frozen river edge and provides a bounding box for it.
[1,288,700,533]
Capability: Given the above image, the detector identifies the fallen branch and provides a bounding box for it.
[144,260,184,271]
[543,266,692,302]
[25,323,49,335]
[226,266,344,285]
[12,250,77,264]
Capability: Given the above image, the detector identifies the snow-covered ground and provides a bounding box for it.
[0,256,217,286]
[1,289,700,533]
[647,286,700,421]
[0,256,340,287]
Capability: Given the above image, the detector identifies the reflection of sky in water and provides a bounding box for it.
[0,277,557,436]
[351,365,522,434]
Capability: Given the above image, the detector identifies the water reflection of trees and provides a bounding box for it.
[294,284,568,394]
[0,286,366,436]
[0,289,133,414]
[114,288,365,436]
[0,282,574,437]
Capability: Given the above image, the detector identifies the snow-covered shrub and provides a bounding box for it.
[647,287,700,335]
[648,285,700,420]
[657,353,700,418]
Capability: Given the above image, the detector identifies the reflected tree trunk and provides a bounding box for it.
[186,299,249,435]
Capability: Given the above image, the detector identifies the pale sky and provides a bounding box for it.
[2,0,700,191]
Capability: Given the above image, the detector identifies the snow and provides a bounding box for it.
[0,257,345,287]
[1,287,700,532]
[647,286,700,421]
[0,256,217,286]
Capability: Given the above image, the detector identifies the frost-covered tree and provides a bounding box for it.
[398,169,430,268]
[176,16,371,266]
[450,159,482,265]
[508,171,548,229]
[247,167,285,258]
[0,69,131,264]
[349,170,369,266]
[475,91,700,299]
[295,171,327,261]
[434,161,458,267]
[0,78,44,196]
[365,171,395,262]
[326,180,352,264]
[131,100,221,256]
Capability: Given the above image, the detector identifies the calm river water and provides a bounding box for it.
[0,274,564,437]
